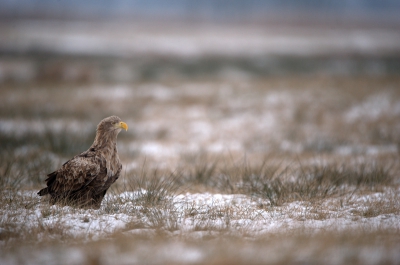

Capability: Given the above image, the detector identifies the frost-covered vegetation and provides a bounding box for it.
[1,20,400,265]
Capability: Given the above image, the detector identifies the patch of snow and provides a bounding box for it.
[140,142,175,156]
[136,84,174,101]
[2,189,399,246]
[334,144,398,155]
[207,141,242,153]
[79,85,133,100]
[345,93,400,122]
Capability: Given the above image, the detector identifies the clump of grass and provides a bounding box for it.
[0,199,75,246]
[175,153,220,191]
[129,171,181,231]
[144,206,179,232]
[190,161,218,186]
[349,191,400,218]
[0,150,55,190]
[103,167,182,231]
[191,204,233,233]
[0,125,94,190]
[0,153,24,190]
[123,169,181,207]
[168,155,395,207]
[228,161,394,206]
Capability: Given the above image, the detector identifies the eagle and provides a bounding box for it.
[38,116,128,209]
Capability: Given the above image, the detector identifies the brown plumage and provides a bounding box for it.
[38,116,128,209]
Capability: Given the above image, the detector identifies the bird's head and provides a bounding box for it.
[97,116,128,134]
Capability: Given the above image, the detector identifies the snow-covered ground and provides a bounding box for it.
[2,188,399,241]
[1,187,399,264]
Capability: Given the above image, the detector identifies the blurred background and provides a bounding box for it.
[1,0,400,83]
[1,0,400,172]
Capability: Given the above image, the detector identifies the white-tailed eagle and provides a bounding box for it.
[38,116,128,209]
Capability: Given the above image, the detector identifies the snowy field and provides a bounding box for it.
[1,20,400,265]
[1,187,400,264]
[1,75,400,264]
[3,189,400,240]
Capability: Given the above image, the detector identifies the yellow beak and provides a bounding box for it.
[119,121,128,131]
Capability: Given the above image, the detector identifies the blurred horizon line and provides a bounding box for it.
[1,0,400,26]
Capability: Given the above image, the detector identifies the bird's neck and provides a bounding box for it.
[92,131,118,156]
[91,131,120,177]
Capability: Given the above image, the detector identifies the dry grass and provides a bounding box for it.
[1,74,400,264]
